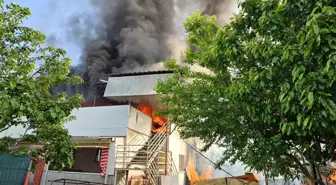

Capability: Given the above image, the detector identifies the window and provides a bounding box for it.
[179,155,185,171]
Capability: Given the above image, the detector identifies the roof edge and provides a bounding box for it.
[108,70,174,77]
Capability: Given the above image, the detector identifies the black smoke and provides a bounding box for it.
[57,0,238,99]
[54,0,178,98]
[69,0,176,85]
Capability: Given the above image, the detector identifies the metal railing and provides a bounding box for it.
[115,122,169,168]
[116,121,174,184]
[167,152,178,176]
[145,151,178,185]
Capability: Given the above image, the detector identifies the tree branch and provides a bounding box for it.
[0,124,13,133]
[283,152,314,180]
[330,137,336,160]
[11,124,30,152]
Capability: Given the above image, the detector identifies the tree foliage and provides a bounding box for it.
[156,0,336,183]
[0,1,82,170]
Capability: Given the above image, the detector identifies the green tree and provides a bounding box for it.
[156,0,336,184]
[0,1,82,170]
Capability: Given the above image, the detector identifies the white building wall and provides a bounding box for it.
[169,124,198,185]
[65,105,130,137]
[0,105,133,139]
[127,106,152,139]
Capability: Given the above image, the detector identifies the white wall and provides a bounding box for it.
[65,105,130,137]
[104,73,174,97]
[0,105,156,140]
[169,125,197,185]
[0,105,132,139]
[127,106,152,137]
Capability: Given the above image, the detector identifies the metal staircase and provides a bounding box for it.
[116,122,178,184]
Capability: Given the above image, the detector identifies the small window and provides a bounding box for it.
[179,155,185,171]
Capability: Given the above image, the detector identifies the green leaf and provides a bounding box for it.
[282,123,287,133]
[313,25,319,35]
[279,93,286,102]
[303,117,310,128]
[9,80,16,89]
[297,114,303,126]
[308,92,314,108]
[330,28,336,33]
[330,44,336,50]
[325,60,331,72]
[266,72,272,80]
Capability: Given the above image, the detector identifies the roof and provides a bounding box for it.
[108,70,174,77]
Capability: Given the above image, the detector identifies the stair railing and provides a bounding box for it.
[167,151,178,175]
[115,121,171,185]
[144,122,172,184]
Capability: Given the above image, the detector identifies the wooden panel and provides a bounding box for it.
[196,177,260,185]
[195,178,227,185]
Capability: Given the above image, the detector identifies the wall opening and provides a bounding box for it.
[49,148,102,173]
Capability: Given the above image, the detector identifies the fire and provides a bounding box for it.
[200,167,213,180]
[136,105,167,133]
[186,159,213,185]
[301,162,336,185]
[329,164,336,184]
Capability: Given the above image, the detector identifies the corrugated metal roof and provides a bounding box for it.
[104,73,174,97]
[108,70,174,77]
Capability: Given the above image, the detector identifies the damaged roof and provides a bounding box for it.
[108,70,174,77]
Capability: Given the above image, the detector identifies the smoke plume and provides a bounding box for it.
[59,0,238,98]
[68,0,177,85]
[200,0,239,25]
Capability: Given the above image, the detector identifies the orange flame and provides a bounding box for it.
[301,163,336,185]
[330,165,336,184]
[200,167,213,180]
[186,159,213,185]
[136,105,167,133]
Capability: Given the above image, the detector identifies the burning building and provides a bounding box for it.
[0,70,214,185]
[0,0,244,184]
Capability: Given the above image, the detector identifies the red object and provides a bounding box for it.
[100,148,109,176]
[24,172,30,185]
[33,159,46,185]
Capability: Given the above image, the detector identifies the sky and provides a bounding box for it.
[4,0,93,66]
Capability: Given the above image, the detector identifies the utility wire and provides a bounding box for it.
[169,128,250,185]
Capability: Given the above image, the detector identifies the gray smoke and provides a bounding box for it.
[200,0,239,25]
[58,0,238,98]
[69,0,176,85]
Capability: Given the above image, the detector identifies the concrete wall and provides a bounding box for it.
[43,171,114,185]
[127,106,152,138]
[158,175,179,185]
[169,124,197,185]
